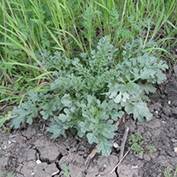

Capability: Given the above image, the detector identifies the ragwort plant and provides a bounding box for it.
[10,37,168,155]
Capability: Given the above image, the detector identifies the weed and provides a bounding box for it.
[164,167,177,177]
[146,144,157,154]
[9,37,168,155]
[129,133,144,155]
[61,164,71,177]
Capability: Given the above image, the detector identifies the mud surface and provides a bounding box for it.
[1,66,177,177]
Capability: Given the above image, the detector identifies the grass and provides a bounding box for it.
[0,0,177,106]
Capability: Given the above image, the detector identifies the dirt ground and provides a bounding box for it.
[1,66,177,177]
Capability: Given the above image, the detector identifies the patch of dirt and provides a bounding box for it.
[0,128,118,177]
[1,66,177,177]
[117,66,177,177]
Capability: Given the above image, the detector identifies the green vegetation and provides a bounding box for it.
[0,172,14,177]
[61,164,71,177]
[0,0,176,103]
[10,38,167,155]
[164,167,177,177]
[0,0,176,155]
[129,133,144,155]
[146,144,157,154]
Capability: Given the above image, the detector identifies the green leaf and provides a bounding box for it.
[114,93,121,103]
[48,123,65,139]
[86,133,97,144]
[11,101,38,128]
[125,102,152,121]
[61,94,72,107]
[97,138,112,156]
[110,110,124,121]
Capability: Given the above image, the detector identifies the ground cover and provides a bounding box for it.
[0,0,177,176]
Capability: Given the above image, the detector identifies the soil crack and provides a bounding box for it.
[34,146,63,177]
[115,166,119,177]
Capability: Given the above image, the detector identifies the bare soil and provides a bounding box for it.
[1,66,177,177]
